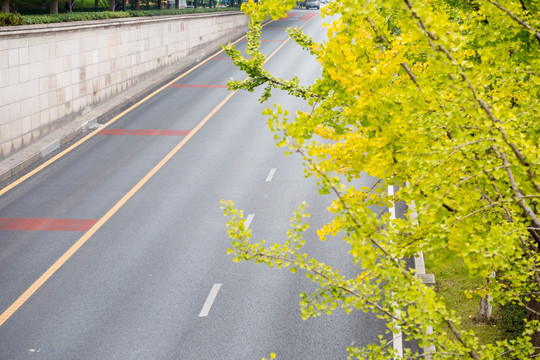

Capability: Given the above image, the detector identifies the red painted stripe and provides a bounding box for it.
[212,57,251,61]
[298,13,318,21]
[169,84,227,88]
[0,218,98,232]
[211,57,252,61]
[98,129,190,136]
[278,12,297,20]
[43,219,97,232]
[158,130,191,136]
[0,218,53,231]
[129,129,160,136]
[99,128,130,135]
[238,39,285,42]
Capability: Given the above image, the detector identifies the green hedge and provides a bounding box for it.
[23,11,130,24]
[128,7,237,17]
[1,7,240,26]
[499,302,527,340]
[0,12,25,25]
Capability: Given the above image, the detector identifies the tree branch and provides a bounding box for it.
[295,146,396,259]
[519,236,540,290]
[453,200,509,223]
[525,304,540,318]
[489,0,540,45]
[289,138,482,357]
[400,62,419,86]
[244,249,400,320]
[445,319,480,360]
[483,169,513,222]
[404,0,540,194]
[497,149,540,229]
[414,138,496,156]
[365,15,420,87]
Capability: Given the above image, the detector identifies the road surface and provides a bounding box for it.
[0,10,387,359]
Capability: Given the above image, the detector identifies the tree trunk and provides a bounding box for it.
[157,0,162,9]
[193,0,197,7]
[134,0,139,10]
[174,0,178,9]
[528,299,540,351]
[94,0,98,10]
[475,295,492,323]
[474,271,495,324]
[65,0,74,12]
[110,0,114,11]
[50,0,58,14]
[1,0,9,12]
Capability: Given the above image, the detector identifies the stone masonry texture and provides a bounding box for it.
[0,12,248,161]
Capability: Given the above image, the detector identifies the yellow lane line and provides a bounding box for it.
[0,13,318,328]
[0,89,237,327]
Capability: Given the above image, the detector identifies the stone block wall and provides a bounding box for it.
[0,12,247,161]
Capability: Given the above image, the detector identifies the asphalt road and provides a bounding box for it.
[0,10,387,359]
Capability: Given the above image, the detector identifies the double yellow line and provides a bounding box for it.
[0,13,319,327]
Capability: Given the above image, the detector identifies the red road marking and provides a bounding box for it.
[98,129,190,136]
[238,39,285,42]
[298,13,318,21]
[98,129,131,135]
[43,219,98,232]
[0,218,53,231]
[278,12,297,20]
[169,84,227,88]
[211,57,251,60]
[130,129,160,136]
[0,218,98,232]
[158,130,191,136]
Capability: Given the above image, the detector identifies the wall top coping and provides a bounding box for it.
[0,10,246,38]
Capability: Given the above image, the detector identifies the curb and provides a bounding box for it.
[0,117,97,184]
[409,199,436,359]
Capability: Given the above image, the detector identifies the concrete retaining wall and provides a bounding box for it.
[0,12,248,161]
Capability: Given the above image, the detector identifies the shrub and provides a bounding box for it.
[127,7,239,17]
[6,7,239,26]
[499,302,527,340]
[22,11,130,24]
[0,12,24,26]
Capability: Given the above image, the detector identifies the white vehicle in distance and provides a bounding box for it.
[304,0,320,9]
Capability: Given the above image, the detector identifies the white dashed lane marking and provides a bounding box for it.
[265,168,277,182]
[199,284,222,317]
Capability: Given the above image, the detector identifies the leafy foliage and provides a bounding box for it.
[500,302,528,341]
[222,0,540,358]
[1,7,239,25]
[22,11,129,23]
[127,7,240,16]
[0,11,24,25]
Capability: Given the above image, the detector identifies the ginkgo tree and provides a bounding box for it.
[221,0,540,358]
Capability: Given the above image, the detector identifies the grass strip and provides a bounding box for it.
[426,251,502,345]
